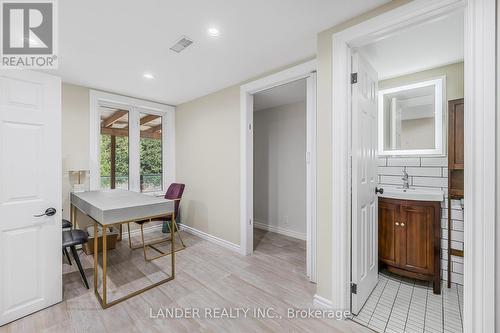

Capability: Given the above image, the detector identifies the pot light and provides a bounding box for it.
[143,73,154,79]
[207,27,220,37]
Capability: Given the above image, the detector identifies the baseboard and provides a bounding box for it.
[179,224,240,253]
[313,294,333,309]
[254,220,306,240]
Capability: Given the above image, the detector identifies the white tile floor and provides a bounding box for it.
[353,271,463,333]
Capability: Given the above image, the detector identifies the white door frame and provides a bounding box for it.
[331,0,496,331]
[240,59,317,282]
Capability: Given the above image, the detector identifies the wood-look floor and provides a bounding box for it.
[0,228,370,333]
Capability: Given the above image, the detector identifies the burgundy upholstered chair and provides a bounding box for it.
[164,183,185,226]
[127,183,186,261]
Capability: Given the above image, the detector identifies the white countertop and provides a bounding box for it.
[378,186,444,202]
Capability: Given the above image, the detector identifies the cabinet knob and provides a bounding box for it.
[395,222,400,226]
[401,223,405,227]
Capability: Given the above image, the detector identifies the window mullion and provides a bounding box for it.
[128,109,141,192]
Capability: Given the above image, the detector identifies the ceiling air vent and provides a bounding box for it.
[169,36,193,53]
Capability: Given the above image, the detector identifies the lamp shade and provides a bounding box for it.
[63,154,90,172]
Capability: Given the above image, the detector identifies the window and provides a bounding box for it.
[139,113,162,192]
[90,91,175,193]
[100,108,129,189]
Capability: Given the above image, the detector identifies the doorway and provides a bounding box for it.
[253,79,308,271]
[240,60,317,282]
[350,9,466,333]
[331,0,496,332]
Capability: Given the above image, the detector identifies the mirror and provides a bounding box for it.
[378,77,445,156]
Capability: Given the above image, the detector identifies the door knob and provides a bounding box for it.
[34,207,56,217]
[375,187,384,194]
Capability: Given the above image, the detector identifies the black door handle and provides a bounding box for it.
[34,207,56,217]
[375,187,384,195]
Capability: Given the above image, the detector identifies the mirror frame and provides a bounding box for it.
[377,76,446,156]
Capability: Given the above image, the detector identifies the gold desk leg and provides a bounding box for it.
[127,223,132,249]
[117,224,122,241]
[93,222,98,293]
[172,220,185,247]
[70,204,76,229]
[171,209,175,278]
[140,224,148,261]
[102,225,107,306]
[93,211,177,309]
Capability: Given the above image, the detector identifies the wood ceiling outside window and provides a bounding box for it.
[100,109,162,139]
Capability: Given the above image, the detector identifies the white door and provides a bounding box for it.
[0,70,62,326]
[351,52,379,314]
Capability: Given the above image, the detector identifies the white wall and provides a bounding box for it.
[253,101,306,239]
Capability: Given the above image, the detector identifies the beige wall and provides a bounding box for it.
[379,62,464,99]
[175,86,241,245]
[61,83,93,228]
[315,0,411,301]
[174,58,313,247]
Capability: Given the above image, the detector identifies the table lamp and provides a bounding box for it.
[64,156,90,193]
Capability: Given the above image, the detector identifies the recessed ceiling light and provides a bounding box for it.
[143,73,154,79]
[207,27,220,37]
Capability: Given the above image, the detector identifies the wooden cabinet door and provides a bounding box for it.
[448,98,464,169]
[378,199,399,267]
[400,204,435,274]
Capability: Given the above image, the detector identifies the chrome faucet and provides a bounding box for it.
[402,167,410,189]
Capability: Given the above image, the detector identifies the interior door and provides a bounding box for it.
[351,52,379,314]
[0,70,62,326]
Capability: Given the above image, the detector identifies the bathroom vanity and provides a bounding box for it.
[378,188,442,294]
[377,77,447,294]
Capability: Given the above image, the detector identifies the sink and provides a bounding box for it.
[378,186,444,202]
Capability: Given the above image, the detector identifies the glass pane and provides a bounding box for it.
[100,108,129,189]
[140,113,162,193]
[382,84,436,151]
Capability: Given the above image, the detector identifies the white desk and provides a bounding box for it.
[70,189,176,308]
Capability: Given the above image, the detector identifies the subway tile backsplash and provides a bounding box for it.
[420,157,448,167]
[378,156,464,285]
[386,157,420,167]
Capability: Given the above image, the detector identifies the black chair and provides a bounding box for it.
[62,228,90,289]
[62,219,72,229]
[62,219,73,265]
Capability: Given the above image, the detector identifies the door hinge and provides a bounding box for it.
[351,283,357,294]
[351,73,358,84]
